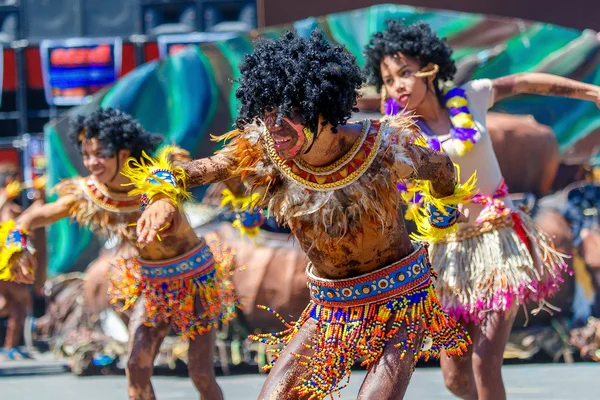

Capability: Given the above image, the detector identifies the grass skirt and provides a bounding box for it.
[430,210,568,324]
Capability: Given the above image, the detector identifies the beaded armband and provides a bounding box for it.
[427,204,458,229]
[0,219,34,281]
[410,165,478,243]
[233,209,265,236]
[6,229,28,250]
[220,189,264,240]
[121,146,192,210]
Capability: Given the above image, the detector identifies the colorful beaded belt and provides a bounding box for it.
[306,245,431,307]
[138,240,215,282]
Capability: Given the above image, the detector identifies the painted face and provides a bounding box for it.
[264,107,309,160]
[81,137,121,184]
[380,53,431,111]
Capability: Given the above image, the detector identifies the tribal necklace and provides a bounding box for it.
[264,120,384,191]
[80,176,141,213]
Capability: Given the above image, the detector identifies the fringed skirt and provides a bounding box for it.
[251,244,470,399]
[430,210,569,324]
[108,233,238,340]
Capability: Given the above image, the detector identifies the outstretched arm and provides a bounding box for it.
[181,152,238,188]
[15,195,74,231]
[492,73,600,106]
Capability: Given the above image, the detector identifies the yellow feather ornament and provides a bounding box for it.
[220,188,264,240]
[0,219,33,281]
[121,146,192,208]
[410,165,478,243]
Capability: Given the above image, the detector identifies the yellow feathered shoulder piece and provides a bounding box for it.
[121,145,192,208]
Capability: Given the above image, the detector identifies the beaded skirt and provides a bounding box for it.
[251,244,470,399]
[430,209,569,324]
[108,233,238,339]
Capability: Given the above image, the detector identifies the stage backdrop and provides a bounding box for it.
[43,3,600,276]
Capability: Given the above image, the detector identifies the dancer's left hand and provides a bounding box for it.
[11,251,35,285]
[137,196,181,244]
[456,204,470,224]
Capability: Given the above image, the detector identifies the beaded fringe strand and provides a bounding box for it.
[251,280,470,399]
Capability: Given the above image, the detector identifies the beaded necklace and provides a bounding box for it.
[80,176,141,213]
[386,86,478,156]
[264,120,384,191]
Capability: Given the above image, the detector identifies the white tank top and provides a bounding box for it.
[420,79,513,228]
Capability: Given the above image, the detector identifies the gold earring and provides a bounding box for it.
[414,64,439,78]
[380,86,388,114]
[301,127,316,154]
[303,127,314,145]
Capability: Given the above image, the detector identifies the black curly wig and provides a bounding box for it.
[364,20,456,98]
[235,29,365,133]
[69,107,163,161]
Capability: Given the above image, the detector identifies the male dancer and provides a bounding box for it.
[131,30,473,399]
[0,108,236,400]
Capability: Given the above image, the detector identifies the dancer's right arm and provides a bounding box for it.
[15,194,75,231]
[181,152,238,188]
[137,152,239,244]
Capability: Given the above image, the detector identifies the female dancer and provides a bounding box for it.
[364,20,598,400]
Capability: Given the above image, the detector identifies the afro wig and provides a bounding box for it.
[235,29,365,133]
[69,107,163,161]
[364,20,456,94]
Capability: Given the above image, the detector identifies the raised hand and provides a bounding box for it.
[456,203,470,224]
[136,197,181,244]
[12,251,36,285]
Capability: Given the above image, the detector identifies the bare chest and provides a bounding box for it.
[293,217,413,279]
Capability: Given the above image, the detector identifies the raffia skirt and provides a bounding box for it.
[430,209,568,324]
